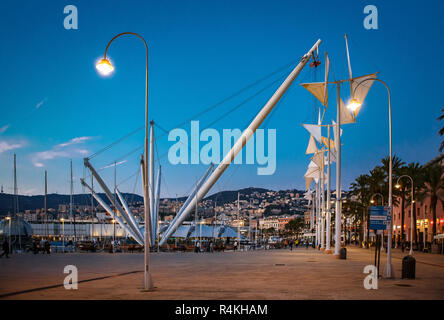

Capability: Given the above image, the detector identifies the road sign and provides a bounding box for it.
[369,206,388,230]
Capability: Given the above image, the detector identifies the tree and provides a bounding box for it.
[350,174,371,245]
[285,218,304,236]
[438,108,444,152]
[420,164,444,240]
[402,162,426,246]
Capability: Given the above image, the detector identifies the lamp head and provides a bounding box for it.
[60,218,64,222]
[5,216,11,220]
[96,58,114,76]
[347,98,362,113]
[370,199,375,204]
[395,183,401,189]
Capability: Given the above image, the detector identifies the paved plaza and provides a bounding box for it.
[0,246,443,300]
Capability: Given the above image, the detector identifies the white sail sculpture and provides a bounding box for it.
[158,39,323,247]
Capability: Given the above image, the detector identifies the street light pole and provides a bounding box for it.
[61,218,65,253]
[96,32,153,289]
[6,217,11,253]
[396,175,414,256]
[351,78,394,278]
[334,82,342,256]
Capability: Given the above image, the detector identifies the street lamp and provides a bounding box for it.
[5,216,11,253]
[60,218,65,253]
[396,175,414,256]
[370,193,384,205]
[112,219,116,252]
[348,78,394,279]
[96,32,153,290]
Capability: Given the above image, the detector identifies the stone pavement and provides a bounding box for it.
[0,246,443,300]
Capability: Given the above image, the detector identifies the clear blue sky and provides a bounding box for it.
[0,0,443,197]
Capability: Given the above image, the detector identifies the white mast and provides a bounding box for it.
[149,120,155,237]
[159,39,322,239]
[237,192,241,248]
[325,124,332,253]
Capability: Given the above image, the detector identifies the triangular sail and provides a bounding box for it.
[340,98,356,124]
[345,34,353,97]
[305,177,313,190]
[302,123,322,143]
[324,53,330,106]
[321,136,335,151]
[305,135,318,154]
[351,73,377,110]
[301,82,328,107]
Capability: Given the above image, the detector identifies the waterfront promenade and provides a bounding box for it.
[0,247,443,300]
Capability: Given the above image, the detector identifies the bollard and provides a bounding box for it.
[339,247,347,259]
[402,255,416,279]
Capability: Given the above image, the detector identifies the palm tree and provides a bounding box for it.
[438,108,444,152]
[420,164,444,241]
[403,162,426,246]
[350,174,370,245]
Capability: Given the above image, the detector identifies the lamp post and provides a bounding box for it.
[349,77,394,278]
[61,218,65,253]
[370,193,384,206]
[96,32,153,290]
[6,216,11,253]
[112,219,116,253]
[396,175,414,256]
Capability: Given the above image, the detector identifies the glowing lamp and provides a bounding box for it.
[395,184,401,189]
[96,58,114,76]
[347,98,362,113]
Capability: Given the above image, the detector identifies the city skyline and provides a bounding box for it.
[1,0,443,198]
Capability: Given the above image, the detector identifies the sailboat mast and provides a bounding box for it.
[13,153,18,216]
[70,160,76,241]
[44,170,47,239]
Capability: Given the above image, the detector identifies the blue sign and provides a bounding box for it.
[369,206,388,230]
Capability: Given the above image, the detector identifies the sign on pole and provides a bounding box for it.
[369,206,389,230]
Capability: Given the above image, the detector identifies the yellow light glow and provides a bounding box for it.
[60,218,64,222]
[347,98,361,113]
[370,200,375,204]
[96,58,114,76]
[395,184,401,189]
[5,216,11,220]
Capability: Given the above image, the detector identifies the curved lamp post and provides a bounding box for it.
[96,32,153,290]
[396,175,414,256]
[370,193,384,206]
[348,78,394,278]
[6,216,11,253]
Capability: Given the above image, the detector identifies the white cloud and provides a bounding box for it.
[58,136,92,147]
[35,98,47,109]
[100,160,127,170]
[0,124,10,134]
[0,140,26,153]
[31,136,93,167]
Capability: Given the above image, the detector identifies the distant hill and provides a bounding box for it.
[0,193,143,215]
[0,187,298,215]
[203,187,271,203]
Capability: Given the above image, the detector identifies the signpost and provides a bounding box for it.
[369,206,389,278]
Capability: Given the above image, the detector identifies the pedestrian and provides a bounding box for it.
[0,239,10,258]
[44,240,51,254]
[305,239,309,249]
[289,241,293,251]
[233,240,238,252]
[209,240,214,253]
[195,240,200,253]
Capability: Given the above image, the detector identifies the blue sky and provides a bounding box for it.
[0,0,443,198]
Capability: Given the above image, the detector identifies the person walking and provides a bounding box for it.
[233,240,238,252]
[44,240,51,254]
[195,240,200,253]
[289,240,293,251]
[0,239,10,258]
